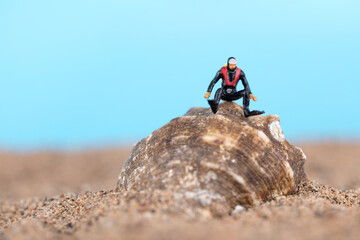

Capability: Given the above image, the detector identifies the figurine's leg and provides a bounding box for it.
[208,88,222,114]
[242,91,250,112]
[241,91,265,117]
[214,88,222,103]
[232,90,245,100]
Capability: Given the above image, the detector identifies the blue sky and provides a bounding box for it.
[0,0,359,149]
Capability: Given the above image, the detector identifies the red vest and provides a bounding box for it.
[221,66,241,87]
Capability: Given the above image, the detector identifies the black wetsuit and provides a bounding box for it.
[207,66,252,112]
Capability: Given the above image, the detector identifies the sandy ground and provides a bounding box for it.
[0,142,359,239]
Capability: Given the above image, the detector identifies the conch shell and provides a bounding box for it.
[117,102,306,215]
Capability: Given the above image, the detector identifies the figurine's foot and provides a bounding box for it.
[244,109,265,117]
[208,100,219,114]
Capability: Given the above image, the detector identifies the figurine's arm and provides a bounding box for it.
[240,71,257,101]
[204,70,222,99]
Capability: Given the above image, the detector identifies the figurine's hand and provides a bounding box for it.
[250,94,257,101]
[204,92,211,99]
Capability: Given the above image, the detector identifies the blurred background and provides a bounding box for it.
[0,0,359,200]
[1,0,359,149]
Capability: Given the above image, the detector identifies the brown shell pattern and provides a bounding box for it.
[117,102,306,214]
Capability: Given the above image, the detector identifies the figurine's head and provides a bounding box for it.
[227,57,237,70]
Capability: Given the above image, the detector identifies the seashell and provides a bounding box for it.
[117,102,306,214]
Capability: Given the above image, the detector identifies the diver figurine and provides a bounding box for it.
[204,57,265,117]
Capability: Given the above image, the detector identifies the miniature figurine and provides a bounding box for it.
[204,57,265,117]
